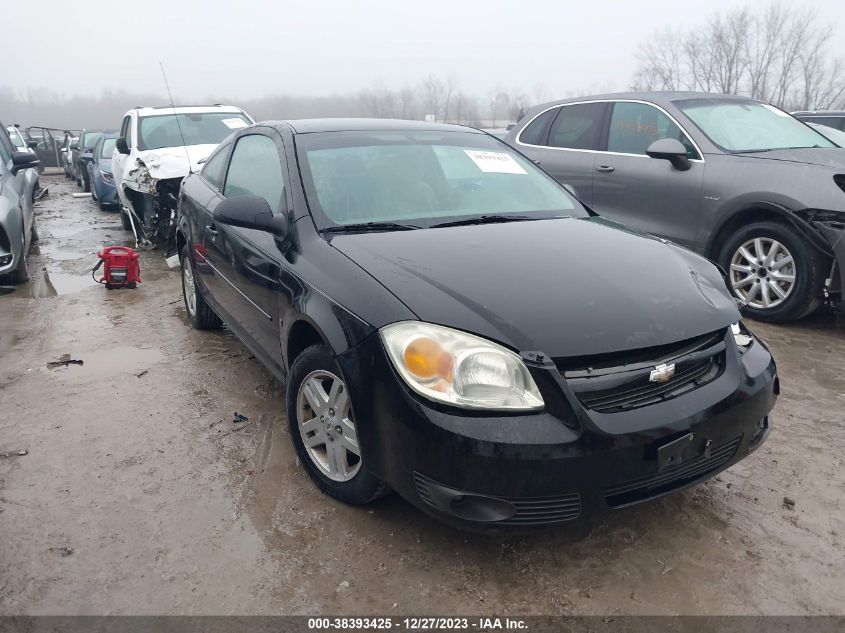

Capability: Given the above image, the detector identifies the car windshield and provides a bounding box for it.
[137,112,249,151]
[676,98,835,152]
[100,138,116,157]
[7,127,25,149]
[297,130,583,230]
[82,132,103,150]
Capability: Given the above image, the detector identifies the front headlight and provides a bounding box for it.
[100,170,114,183]
[731,321,753,350]
[380,321,544,411]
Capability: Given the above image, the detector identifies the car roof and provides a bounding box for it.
[130,105,245,116]
[792,110,845,116]
[529,91,758,112]
[275,118,482,134]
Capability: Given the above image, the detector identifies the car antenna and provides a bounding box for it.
[159,61,193,174]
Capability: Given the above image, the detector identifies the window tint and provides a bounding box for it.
[224,134,285,210]
[202,146,229,189]
[547,103,604,150]
[519,108,557,145]
[120,116,132,147]
[608,102,698,158]
[0,130,12,164]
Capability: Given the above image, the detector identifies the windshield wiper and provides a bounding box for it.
[430,215,540,228]
[322,221,422,234]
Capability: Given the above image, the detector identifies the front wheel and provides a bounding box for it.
[719,220,826,322]
[120,208,132,231]
[286,344,388,505]
[180,245,220,330]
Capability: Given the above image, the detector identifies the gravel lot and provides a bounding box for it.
[0,174,843,615]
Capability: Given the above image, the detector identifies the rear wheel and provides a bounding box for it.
[120,208,132,231]
[286,344,389,505]
[719,220,826,322]
[180,244,220,330]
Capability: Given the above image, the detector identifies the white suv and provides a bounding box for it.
[112,104,253,248]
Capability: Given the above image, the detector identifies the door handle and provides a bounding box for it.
[206,224,218,237]
[595,165,615,173]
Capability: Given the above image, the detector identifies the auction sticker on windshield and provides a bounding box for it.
[464,150,527,174]
[222,118,249,129]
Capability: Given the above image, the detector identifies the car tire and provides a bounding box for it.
[76,167,82,187]
[7,226,30,284]
[82,170,91,193]
[718,220,826,323]
[91,178,98,202]
[180,244,220,330]
[120,208,132,231]
[286,343,389,505]
[31,217,39,243]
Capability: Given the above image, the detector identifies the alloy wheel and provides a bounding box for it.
[182,258,197,316]
[729,237,796,309]
[296,370,361,482]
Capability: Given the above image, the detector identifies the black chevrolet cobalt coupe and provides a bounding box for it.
[176,119,778,531]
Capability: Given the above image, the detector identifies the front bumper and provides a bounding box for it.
[94,175,119,207]
[337,330,778,532]
[813,219,845,317]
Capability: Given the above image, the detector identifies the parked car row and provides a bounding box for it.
[10,91,843,531]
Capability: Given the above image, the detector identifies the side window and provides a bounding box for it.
[0,131,12,164]
[201,146,229,189]
[608,102,699,159]
[547,103,605,150]
[518,108,558,145]
[120,116,132,148]
[223,134,285,211]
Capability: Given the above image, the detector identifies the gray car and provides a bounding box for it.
[506,92,845,324]
[0,122,40,283]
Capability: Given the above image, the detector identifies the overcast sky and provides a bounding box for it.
[9,0,845,101]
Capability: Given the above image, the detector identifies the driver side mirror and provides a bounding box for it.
[10,151,40,174]
[26,140,38,149]
[646,138,691,171]
[115,137,130,154]
[69,141,79,150]
[213,195,288,240]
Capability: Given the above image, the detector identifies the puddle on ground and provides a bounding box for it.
[13,267,94,298]
[41,346,165,377]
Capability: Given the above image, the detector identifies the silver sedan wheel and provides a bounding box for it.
[297,370,361,482]
[182,258,197,317]
[730,237,796,309]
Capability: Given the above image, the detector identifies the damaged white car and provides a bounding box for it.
[112,105,253,250]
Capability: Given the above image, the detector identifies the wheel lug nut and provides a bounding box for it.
[329,408,335,416]
[335,425,343,434]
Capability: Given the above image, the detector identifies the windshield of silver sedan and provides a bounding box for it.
[298,131,582,230]
[676,98,836,152]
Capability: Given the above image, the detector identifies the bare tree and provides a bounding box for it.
[442,74,458,123]
[631,1,845,110]
[397,85,417,120]
[420,74,446,122]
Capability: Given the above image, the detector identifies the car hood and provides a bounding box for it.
[135,144,218,180]
[331,217,740,358]
[733,147,845,169]
[97,157,113,172]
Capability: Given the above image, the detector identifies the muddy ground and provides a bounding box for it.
[0,174,843,616]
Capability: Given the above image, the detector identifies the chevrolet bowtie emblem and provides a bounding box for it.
[649,363,676,383]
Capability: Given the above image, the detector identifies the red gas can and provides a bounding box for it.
[93,246,142,289]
